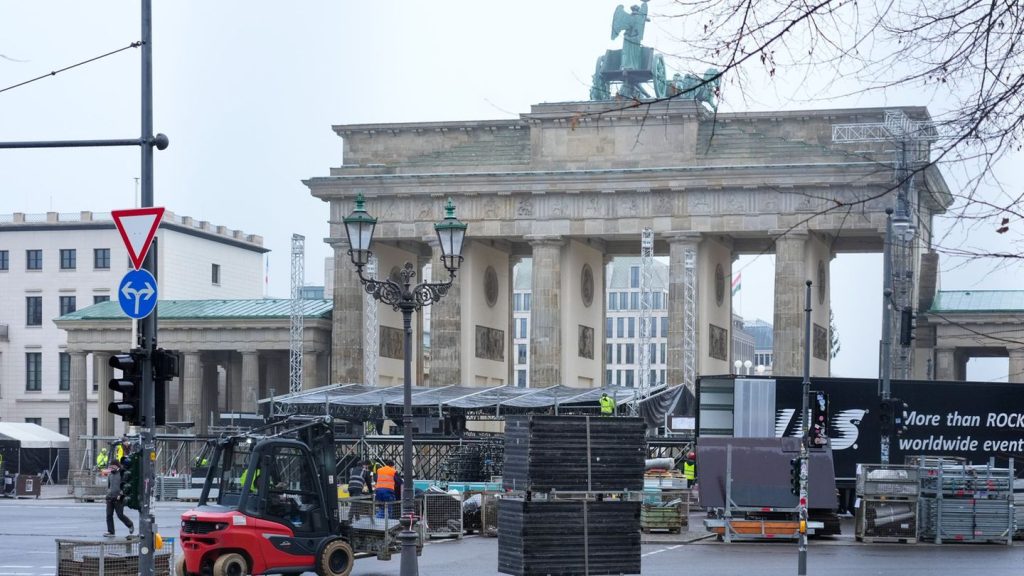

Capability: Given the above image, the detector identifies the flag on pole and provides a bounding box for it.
[731,272,741,296]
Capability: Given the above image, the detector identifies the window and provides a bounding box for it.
[94,295,110,304]
[630,266,640,288]
[516,369,527,387]
[517,344,527,365]
[619,292,628,310]
[25,417,42,426]
[94,248,111,269]
[606,343,613,363]
[614,318,622,339]
[625,371,635,387]
[523,293,531,311]
[26,249,42,270]
[514,293,522,311]
[60,295,76,316]
[619,370,626,386]
[25,352,42,391]
[650,369,658,386]
[59,418,70,437]
[650,343,657,364]
[608,293,617,311]
[631,292,639,310]
[628,317,636,338]
[0,250,7,270]
[518,318,528,339]
[605,317,612,335]
[606,370,613,386]
[660,317,668,338]
[59,352,70,391]
[653,292,663,309]
[211,263,221,285]
[60,249,76,270]
[26,296,42,326]
[660,343,667,364]
[660,369,666,384]
[626,344,635,364]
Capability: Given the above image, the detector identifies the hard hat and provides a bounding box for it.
[100,448,107,452]
[687,451,695,460]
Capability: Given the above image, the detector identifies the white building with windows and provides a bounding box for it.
[0,211,267,436]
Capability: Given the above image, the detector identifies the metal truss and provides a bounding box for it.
[288,234,305,394]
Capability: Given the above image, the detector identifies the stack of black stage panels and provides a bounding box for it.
[498,498,641,576]
[502,415,645,492]
[498,416,645,576]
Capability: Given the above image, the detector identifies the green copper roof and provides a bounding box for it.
[930,291,1024,313]
[58,299,333,321]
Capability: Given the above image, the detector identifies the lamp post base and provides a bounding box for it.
[399,526,419,576]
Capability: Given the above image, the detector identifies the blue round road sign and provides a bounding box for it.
[118,269,159,319]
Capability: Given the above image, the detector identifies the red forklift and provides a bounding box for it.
[176,416,409,576]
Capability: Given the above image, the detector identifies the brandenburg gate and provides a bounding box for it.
[305,99,951,391]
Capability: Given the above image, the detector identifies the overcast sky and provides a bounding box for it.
[1,1,1017,380]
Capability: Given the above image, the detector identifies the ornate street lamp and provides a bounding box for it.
[342,193,467,576]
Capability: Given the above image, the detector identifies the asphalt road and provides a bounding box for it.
[1,496,1022,576]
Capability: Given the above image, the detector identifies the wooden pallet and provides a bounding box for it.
[640,504,685,533]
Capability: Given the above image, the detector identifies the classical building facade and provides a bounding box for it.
[0,211,267,436]
[307,100,951,392]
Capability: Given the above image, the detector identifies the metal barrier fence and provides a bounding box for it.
[422,491,463,538]
[56,538,174,576]
[339,496,424,561]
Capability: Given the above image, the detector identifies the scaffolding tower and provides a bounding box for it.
[832,110,938,379]
[682,246,698,391]
[288,234,305,393]
[634,228,655,415]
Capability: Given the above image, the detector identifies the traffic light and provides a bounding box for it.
[809,391,829,447]
[790,457,802,495]
[108,351,145,426]
[899,307,915,346]
[892,398,910,436]
[120,452,142,510]
[152,348,180,427]
[879,398,895,435]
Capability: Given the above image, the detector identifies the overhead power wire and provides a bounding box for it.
[0,41,141,95]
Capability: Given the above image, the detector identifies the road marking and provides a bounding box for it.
[641,544,684,558]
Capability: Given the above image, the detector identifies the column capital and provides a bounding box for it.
[771,229,810,242]
[665,231,701,245]
[525,235,564,247]
[1008,348,1024,358]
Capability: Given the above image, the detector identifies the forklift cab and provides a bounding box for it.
[200,436,335,536]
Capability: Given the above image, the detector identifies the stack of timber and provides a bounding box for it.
[498,498,641,576]
[502,415,645,493]
[499,416,645,576]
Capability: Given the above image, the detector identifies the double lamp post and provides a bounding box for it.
[343,192,467,575]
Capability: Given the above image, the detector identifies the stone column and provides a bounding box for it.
[227,352,243,413]
[68,351,88,473]
[429,239,462,386]
[95,353,115,437]
[330,238,364,383]
[303,351,320,390]
[182,352,202,429]
[202,360,219,430]
[529,237,564,388]
[772,231,808,377]
[934,348,956,381]
[667,233,700,390]
[241,351,260,413]
[1009,348,1024,384]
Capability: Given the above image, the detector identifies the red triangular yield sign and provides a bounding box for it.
[112,207,165,270]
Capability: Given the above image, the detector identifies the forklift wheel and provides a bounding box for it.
[212,553,248,576]
[316,539,354,576]
[174,555,187,576]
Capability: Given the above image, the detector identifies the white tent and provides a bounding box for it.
[0,423,69,481]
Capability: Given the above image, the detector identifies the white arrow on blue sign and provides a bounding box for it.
[118,269,159,319]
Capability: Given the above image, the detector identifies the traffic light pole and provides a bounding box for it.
[798,280,812,576]
[138,2,158,575]
[879,208,894,465]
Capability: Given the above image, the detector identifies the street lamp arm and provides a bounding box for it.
[356,261,457,312]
